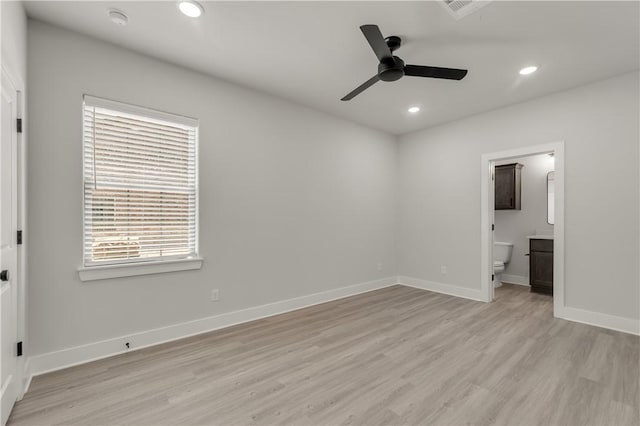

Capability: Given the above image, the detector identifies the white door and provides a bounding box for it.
[0,70,20,426]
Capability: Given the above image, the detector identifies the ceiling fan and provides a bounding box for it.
[341,25,468,101]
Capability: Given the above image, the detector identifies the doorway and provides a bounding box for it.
[1,67,23,425]
[480,142,565,317]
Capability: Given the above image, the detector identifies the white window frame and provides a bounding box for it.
[78,95,202,281]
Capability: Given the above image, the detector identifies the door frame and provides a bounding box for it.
[1,63,28,400]
[480,141,565,317]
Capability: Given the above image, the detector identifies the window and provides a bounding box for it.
[82,96,199,275]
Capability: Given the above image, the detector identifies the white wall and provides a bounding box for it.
[495,154,555,283]
[27,21,397,357]
[398,71,639,321]
[1,1,27,82]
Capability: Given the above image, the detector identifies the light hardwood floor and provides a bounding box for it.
[9,284,640,425]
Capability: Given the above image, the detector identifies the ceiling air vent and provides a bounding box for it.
[439,0,492,20]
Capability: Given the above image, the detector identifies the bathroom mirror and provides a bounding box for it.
[547,171,555,225]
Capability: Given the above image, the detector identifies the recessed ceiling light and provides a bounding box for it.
[178,1,204,18]
[108,9,128,26]
[519,66,538,75]
[408,106,421,114]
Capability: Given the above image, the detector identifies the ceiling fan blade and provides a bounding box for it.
[341,75,380,101]
[360,25,393,63]
[404,65,468,80]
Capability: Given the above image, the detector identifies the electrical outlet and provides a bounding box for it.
[211,289,219,302]
[377,263,383,271]
[441,265,447,275]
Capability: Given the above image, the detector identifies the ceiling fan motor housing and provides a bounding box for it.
[378,56,405,81]
[385,36,402,52]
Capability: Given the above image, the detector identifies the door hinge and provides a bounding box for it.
[17,230,22,245]
[491,274,495,281]
[491,224,495,231]
[16,118,22,133]
[17,341,23,357]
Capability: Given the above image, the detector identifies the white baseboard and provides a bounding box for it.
[29,276,399,377]
[500,274,529,286]
[19,358,32,400]
[398,276,486,302]
[556,306,639,336]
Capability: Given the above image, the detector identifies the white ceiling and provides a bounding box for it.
[24,1,640,135]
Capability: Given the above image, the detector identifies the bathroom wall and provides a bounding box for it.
[494,154,555,285]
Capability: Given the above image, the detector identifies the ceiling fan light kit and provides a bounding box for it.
[341,24,468,101]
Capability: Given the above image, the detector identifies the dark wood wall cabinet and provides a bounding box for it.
[529,238,553,295]
[495,163,523,210]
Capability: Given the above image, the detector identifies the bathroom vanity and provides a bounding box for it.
[527,236,553,295]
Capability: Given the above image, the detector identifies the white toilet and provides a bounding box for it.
[493,242,514,288]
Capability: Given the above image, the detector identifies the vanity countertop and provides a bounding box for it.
[527,235,554,240]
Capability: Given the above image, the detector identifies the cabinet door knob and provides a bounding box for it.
[0,270,8,281]
[525,253,530,256]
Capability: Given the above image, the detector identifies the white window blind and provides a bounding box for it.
[83,96,198,267]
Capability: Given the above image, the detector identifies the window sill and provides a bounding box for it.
[78,257,203,282]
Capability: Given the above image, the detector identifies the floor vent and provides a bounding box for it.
[439,0,492,20]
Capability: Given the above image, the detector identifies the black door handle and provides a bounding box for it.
[0,270,8,281]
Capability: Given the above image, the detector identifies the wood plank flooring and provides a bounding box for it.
[9,284,640,425]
